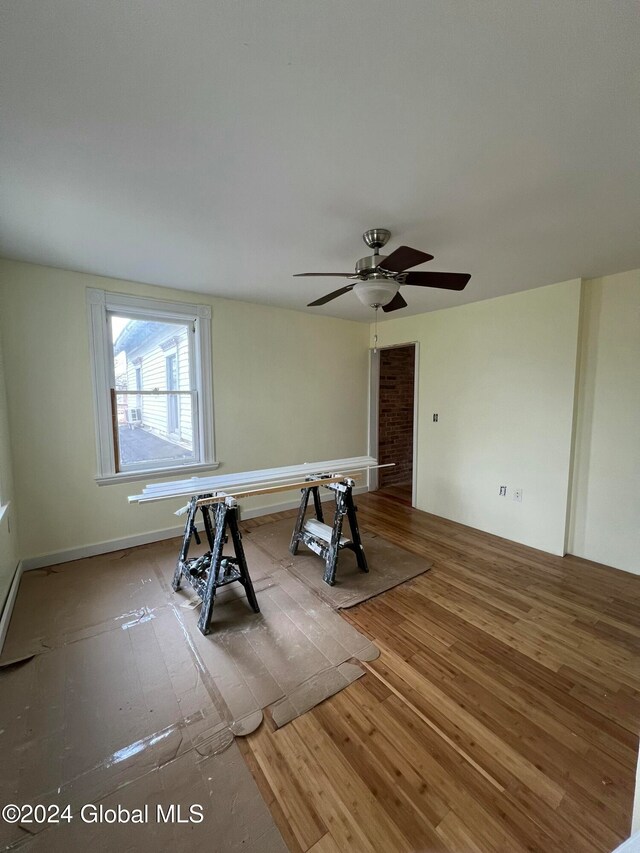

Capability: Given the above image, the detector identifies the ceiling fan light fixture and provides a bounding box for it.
[353,280,399,308]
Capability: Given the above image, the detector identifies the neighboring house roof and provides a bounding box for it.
[114,321,184,360]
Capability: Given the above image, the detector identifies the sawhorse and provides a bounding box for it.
[172,494,260,635]
[289,475,368,586]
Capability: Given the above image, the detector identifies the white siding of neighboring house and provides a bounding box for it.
[177,332,192,444]
[122,326,193,447]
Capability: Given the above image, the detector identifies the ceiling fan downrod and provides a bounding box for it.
[357,229,391,277]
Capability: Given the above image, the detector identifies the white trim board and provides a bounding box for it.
[129,456,380,502]
[22,486,368,571]
[0,561,23,656]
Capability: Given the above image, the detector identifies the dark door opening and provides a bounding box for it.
[376,344,416,505]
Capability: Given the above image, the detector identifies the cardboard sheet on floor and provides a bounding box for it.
[0,603,286,851]
[147,538,378,728]
[19,746,286,853]
[1,546,170,662]
[0,536,275,663]
[0,529,377,845]
[246,516,432,608]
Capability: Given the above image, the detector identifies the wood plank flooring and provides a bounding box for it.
[240,490,640,853]
[377,482,413,506]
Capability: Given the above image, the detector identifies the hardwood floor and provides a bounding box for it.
[240,491,640,853]
[376,482,413,506]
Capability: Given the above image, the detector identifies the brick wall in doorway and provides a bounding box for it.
[378,345,415,488]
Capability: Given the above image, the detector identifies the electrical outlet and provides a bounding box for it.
[433,413,438,422]
[513,489,523,502]
[499,486,507,496]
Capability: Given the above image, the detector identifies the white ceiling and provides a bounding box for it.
[1,1,639,322]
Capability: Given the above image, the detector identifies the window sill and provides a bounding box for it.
[95,461,220,487]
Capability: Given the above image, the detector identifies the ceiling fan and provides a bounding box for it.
[295,229,470,312]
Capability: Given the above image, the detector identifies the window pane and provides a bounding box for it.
[112,316,192,394]
[115,392,195,469]
[111,316,197,469]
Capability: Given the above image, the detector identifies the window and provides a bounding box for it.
[87,289,216,484]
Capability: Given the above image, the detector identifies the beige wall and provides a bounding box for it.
[1,258,637,574]
[0,320,18,611]
[0,259,370,563]
[370,280,583,555]
[568,270,640,575]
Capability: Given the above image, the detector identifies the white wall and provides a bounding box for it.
[0,319,19,612]
[568,270,640,575]
[371,280,582,555]
[0,259,369,564]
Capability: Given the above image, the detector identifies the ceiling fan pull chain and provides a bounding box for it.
[373,305,379,353]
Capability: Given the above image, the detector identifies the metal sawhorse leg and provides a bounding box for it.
[289,475,368,585]
[172,495,260,635]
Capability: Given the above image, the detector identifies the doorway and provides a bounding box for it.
[369,343,417,506]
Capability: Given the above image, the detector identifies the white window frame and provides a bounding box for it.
[87,288,217,485]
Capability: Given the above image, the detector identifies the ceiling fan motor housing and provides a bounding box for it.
[356,254,389,276]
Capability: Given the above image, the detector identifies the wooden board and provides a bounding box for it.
[194,476,350,507]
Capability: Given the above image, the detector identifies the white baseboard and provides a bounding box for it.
[21,485,369,572]
[0,561,23,655]
[21,527,186,571]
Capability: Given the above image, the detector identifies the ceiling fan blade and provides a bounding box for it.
[402,271,470,291]
[378,245,434,273]
[382,291,408,313]
[307,284,354,306]
[294,272,354,277]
